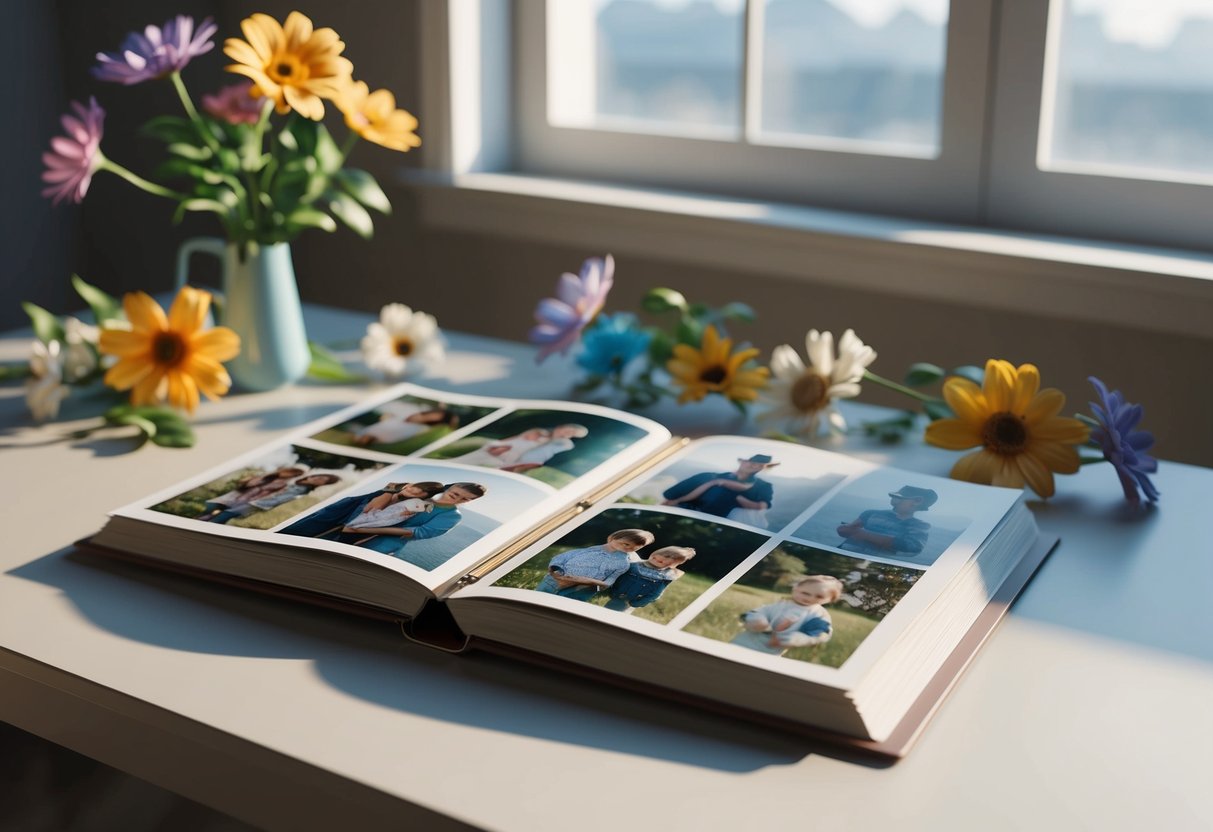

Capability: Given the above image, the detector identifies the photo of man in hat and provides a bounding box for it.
[836,484,938,558]
[661,453,780,524]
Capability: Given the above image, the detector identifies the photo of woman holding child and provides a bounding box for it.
[683,541,922,668]
[494,507,768,624]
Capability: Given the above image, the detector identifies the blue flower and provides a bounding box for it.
[575,314,651,377]
[1088,376,1159,504]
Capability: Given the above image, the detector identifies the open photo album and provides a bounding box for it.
[86,383,1054,757]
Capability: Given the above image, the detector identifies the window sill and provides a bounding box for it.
[403,170,1213,339]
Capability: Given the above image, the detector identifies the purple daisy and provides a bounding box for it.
[41,98,106,206]
[1088,376,1159,504]
[92,15,218,85]
[529,255,616,363]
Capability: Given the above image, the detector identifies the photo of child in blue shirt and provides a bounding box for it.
[604,546,696,611]
[535,528,655,602]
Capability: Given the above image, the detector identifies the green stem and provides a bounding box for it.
[862,370,941,405]
[246,101,276,239]
[340,131,359,164]
[99,157,187,201]
[170,71,221,154]
[1078,455,1108,466]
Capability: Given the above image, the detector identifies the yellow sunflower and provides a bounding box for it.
[99,287,240,414]
[925,359,1089,498]
[223,12,352,119]
[338,80,421,152]
[667,325,769,404]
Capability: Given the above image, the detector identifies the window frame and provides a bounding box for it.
[513,0,997,225]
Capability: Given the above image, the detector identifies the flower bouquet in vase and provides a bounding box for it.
[42,11,420,390]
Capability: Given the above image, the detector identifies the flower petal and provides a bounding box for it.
[1008,363,1040,415]
[925,417,981,450]
[951,449,998,485]
[982,359,1016,412]
[941,377,987,426]
[1024,387,1066,424]
[168,286,210,334]
[1016,451,1056,498]
[104,356,155,390]
[1031,415,1089,444]
[1026,438,1081,474]
[190,326,241,362]
[123,292,168,333]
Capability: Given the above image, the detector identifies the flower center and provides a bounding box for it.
[394,338,414,356]
[152,332,186,367]
[699,364,728,385]
[981,411,1028,454]
[268,55,306,84]
[790,371,830,412]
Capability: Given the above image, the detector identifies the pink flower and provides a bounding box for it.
[41,98,105,206]
[201,81,267,125]
[529,255,615,363]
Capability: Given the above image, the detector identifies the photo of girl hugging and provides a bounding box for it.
[338,481,445,534]
[730,575,843,656]
[604,546,696,612]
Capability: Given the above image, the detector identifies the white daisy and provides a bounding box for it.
[361,303,445,378]
[759,328,877,437]
[26,340,70,422]
[62,316,100,381]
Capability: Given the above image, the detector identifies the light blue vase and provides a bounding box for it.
[175,238,311,392]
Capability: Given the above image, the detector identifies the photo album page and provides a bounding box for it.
[453,436,1024,690]
[106,384,674,592]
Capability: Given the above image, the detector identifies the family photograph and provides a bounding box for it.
[624,440,847,533]
[310,394,498,456]
[150,446,385,530]
[279,463,550,571]
[494,507,768,625]
[424,409,650,488]
[792,472,974,566]
[683,541,923,668]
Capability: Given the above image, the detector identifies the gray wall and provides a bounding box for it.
[15,2,1209,466]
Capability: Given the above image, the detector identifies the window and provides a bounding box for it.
[507,0,1213,252]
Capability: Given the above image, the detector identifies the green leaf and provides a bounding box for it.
[923,399,955,421]
[951,364,985,385]
[286,208,337,233]
[674,317,704,347]
[167,142,212,161]
[71,275,122,324]
[334,168,392,214]
[904,362,946,387]
[140,115,196,144]
[306,341,365,382]
[718,302,756,322]
[104,404,195,448]
[174,198,231,223]
[647,334,675,368]
[328,191,374,238]
[314,124,343,174]
[641,288,688,314]
[21,302,64,344]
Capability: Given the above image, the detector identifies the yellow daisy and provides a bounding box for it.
[667,325,769,404]
[925,359,1090,498]
[338,80,421,152]
[99,288,240,414]
[223,11,352,119]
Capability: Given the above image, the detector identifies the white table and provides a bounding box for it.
[1,305,1209,831]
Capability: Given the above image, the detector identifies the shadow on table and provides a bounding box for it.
[10,548,882,772]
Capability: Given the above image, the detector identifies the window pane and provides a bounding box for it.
[758,0,949,154]
[1046,0,1213,179]
[549,0,744,136]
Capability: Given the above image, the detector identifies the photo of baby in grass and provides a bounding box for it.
[310,394,498,456]
[424,409,650,489]
[493,507,768,624]
[150,445,385,530]
[683,542,923,667]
